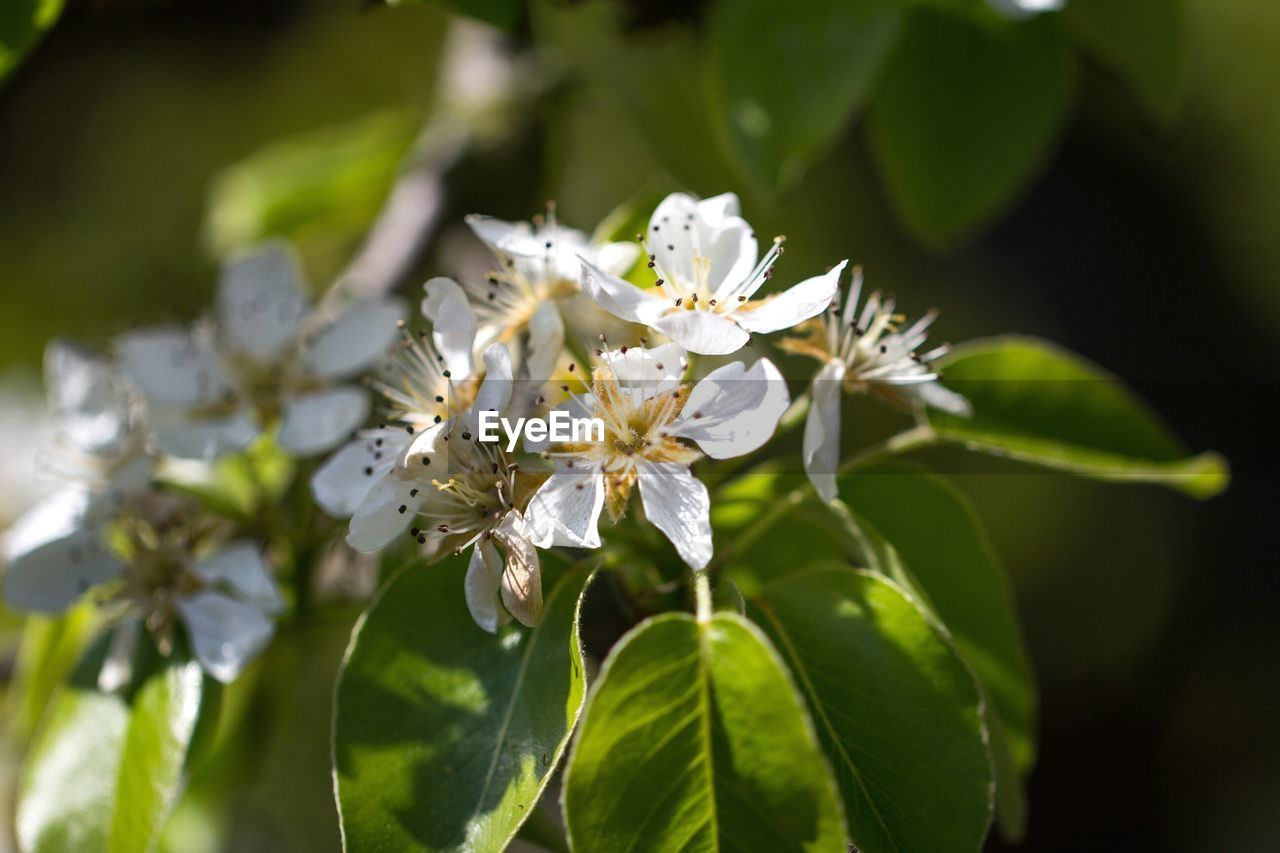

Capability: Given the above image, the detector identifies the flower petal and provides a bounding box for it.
[595,241,641,277]
[192,541,282,612]
[734,260,846,334]
[175,590,275,683]
[472,342,513,417]
[465,538,509,634]
[649,192,757,296]
[98,619,141,693]
[216,243,310,363]
[152,408,260,460]
[44,340,134,457]
[909,381,972,416]
[2,489,123,612]
[637,461,712,570]
[524,464,603,549]
[667,358,790,459]
[465,214,536,255]
[117,328,233,408]
[346,475,422,553]
[603,342,685,387]
[804,360,845,502]
[310,427,407,517]
[278,387,370,456]
[580,259,667,326]
[305,297,405,379]
[525,300,564,384]
[652,310,750,356]
[422,277,477,380]
[496,510,542,628]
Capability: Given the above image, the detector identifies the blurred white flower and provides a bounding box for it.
[581,192,843,355]
[524,343,789,569]
[342,343,545,632]
[987,0,1065,19]
[465,207,638,380]
[781,266,970,501]
[118,243,403,460]
[0,373,53,528]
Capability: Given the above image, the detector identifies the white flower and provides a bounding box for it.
[987,0,1065,19]
[117,243,404,460]
[3,341,151,612]
[580,192,844,355]
[342,343,545,633]
[464,207,638,380]
[310,277,484,519]
[780,266,971,501]
[523,343,790,570]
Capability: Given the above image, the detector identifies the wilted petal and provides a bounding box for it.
[278,387,370,456]
[192,541,282,612]
[305,297,405,379]
[734,261,846,334]
[217,243,309,363]
[580,259,666,326]
[310,427,407,517]
[652,311,750,356]
[637,461,712,570]
[804,360,846,502]
[117,328,232,408]
[422,277,477,380]
[668,358,790,459]
[175,590,275,683]
[346,475,422,553]
[2,489,123,612]
[465,538,509,634]
[496,510,542,628]
[525,464,603,549]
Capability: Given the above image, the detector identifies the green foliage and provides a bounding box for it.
[0,0,62,83]
[928,336,1228,497]
[1067,0,1185,123]
[750,567,994,853]
[17,636,206,853]
[707,0,904,195]
[333,554,592,852]
[867,10,1076,245]
[563,611,847,852]
[838,464,1036,838]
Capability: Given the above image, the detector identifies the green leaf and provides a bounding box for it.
[0,0,62,83]
[837,463,1035,837]
[750,567,993,853]
[927,336,1228,497]
[333,554,592,852]
[5,604,99,745]
[563,611,847,852]
[17,636,205,853]
[386,0,519,30]
[866,10,1075,246]
[1067,0,1184,123]
[707,0,903,194]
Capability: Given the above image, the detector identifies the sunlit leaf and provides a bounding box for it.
[750,567,993,853]
[0,0,63,84]
[563,611,848,852]
[1067,0,1184,123]
[927,336,1228,497]
[17,637,205,853]
[707,0,903,194]
[838,463,1035,838]
[866,10,1075,245]
[333,554,592,852]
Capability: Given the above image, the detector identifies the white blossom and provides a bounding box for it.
[117,243,404,460]
[523,343,790,570]
[987,0,1065,19]
[580,192,843,355]
[781,266,970,501]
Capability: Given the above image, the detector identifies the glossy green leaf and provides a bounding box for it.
[707,0,903,194]
[1067,0,1184,123]
[838,463,1035,837]
[333,554,592,852]
[927,336,1228,497]
[387,0,519,30]
[750,567,993,853]
[17,636,205,853]
[0,0,63,83]
[867,10,1075,245]
[564,611,848,852]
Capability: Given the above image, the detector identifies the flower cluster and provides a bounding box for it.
[3,190,968,663]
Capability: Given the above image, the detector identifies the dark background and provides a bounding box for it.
[1,0,1277,850]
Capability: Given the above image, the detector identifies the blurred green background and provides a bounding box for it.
[1,0,1277,850]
